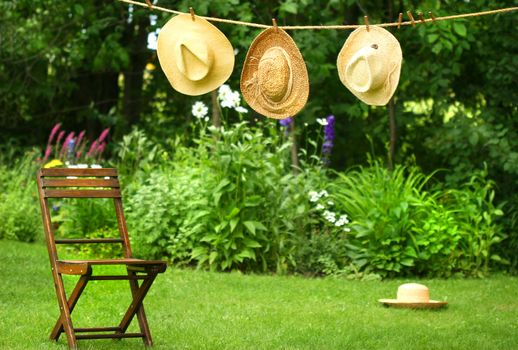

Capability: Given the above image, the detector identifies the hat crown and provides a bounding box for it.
[258,47,292,104]
[175,37,213,81]
[397,283,430,303]
[157,14,235,96]
[345,45,386,93]
[337,26,402,106]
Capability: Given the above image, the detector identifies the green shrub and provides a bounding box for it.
[0,151,42,242]
[439,168,506,276]
[125,122,316,273]
[329,160,506,277]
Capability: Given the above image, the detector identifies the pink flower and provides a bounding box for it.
[87,140,98,158]
[43,145,52,161]
[97,128,110,143]
[55,130,65,146]
[47,123,61,145]
[97,142,106,156]
[54,130,66,158]
[76,130,86,149]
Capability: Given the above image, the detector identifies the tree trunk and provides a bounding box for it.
[386,0,396,170]
[121,12,150,133]
[211,90,221,128]
[289,120,300,174]
[388,98,397,170]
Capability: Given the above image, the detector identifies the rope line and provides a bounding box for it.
[118,0,517,30]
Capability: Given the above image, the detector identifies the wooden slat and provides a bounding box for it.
[42,178,120,188]
[74,327,120,333]
[89,275,147,281]
[75,333,144,340]
[44,189,121,198]
[40,168,118,177]
[55,238,124,244]
[57,261,90,275]
[59,258,167,266]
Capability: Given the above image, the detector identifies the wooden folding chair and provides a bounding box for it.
[36,168,167,349]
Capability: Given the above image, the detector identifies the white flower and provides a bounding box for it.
[327,201,334,206]
[218,85,241,109]
[204,116,210,122]
[218,84,232,100]
[233,48,239,56]
[319,190,329,198]
[316,204,325,211]
[323,210,336,223]
[339,214,349,224]
[309,191,319,202]
[343,227,351,232]
[192,101,208,119]
[316,118,328,126]
[235,106,248,114]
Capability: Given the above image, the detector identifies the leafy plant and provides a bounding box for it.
[440,167,506,276]
[0,151,42,242]
[125,121,317,273]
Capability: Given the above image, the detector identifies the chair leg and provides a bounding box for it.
[50,274,90,341]
[128,270,153,346]
[116,272,157,344]
[52,273,78,349]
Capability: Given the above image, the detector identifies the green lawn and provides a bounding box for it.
[0,240,517,350]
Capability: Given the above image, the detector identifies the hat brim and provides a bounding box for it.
[157,14,235,96]
[241,27,309,119]
[378,299,448,309]
[337,26,402,106]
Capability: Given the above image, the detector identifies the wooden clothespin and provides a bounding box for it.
[144,0,153,10]
[407,11,416,27]
[364,16,370,32]
[397,13,403,29]
[418,12,425,24]
[428,11,436,24]
[189,7,195,21]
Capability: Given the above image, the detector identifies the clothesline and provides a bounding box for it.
[118,0,517,30]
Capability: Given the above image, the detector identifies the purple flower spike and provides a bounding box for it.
[279,117,293,127]
[322,115,335,165]
[279,117,293,136]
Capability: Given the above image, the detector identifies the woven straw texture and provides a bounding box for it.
[337,26,402,106]
[241,27,309,119]
[157,14,234,96]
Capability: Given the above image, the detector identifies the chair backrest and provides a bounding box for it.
[36,168,133,261]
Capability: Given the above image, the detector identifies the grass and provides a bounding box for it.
[0,240,517,350]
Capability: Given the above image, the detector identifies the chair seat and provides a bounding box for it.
[57,259,167,275]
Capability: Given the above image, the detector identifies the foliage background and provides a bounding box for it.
[0,0,516,275]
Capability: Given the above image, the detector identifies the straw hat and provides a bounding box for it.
[157,14,235,96]
[379,283,448,309]
[241,27,309,120]
[337,26,402,106]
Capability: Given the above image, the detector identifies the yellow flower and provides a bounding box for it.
[145,63,156,71]
[44,159,64,168]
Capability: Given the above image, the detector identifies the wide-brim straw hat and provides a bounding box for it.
[379,283,448,309]
[241,27,309,120]
[157,14,235,96]
[337,26,402,106]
